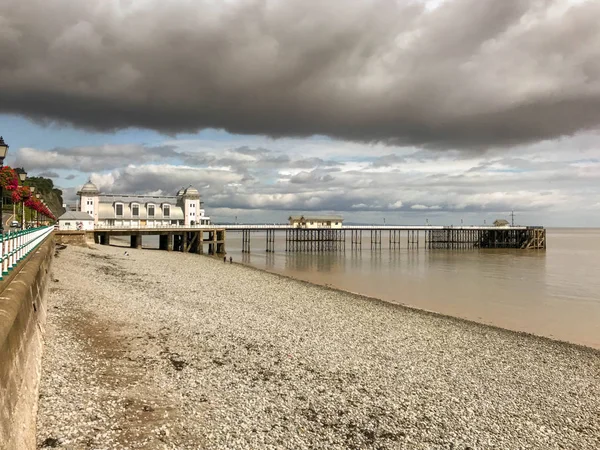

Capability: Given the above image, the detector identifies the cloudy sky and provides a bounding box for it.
[1,0,599,226]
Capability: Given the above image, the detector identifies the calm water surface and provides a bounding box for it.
[221,228,600,349]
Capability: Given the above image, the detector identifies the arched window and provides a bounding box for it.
[163,204,171,218]
[131,203,140,217]
[147,203,156,218]
[114,203,124,217]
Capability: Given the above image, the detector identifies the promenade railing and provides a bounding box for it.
[0,226,54,280]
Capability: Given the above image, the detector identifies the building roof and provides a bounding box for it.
[78,181,99,194]
[289,215,344,221]
[494,219,510,226]
[97,194,178,204]
[58,211,94,221]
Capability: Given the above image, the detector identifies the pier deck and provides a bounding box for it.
[92,226,226,254]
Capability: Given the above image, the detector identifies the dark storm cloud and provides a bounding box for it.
[2,0,600,148]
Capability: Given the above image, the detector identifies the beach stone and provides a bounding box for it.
[36,244,600,449]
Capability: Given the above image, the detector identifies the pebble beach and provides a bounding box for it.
[36,244,600,449]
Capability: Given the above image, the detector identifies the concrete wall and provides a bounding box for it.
[0,237,54,450]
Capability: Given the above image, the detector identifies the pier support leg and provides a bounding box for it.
[159,234,168,250]
[100,233,110,245]
[189,231,200,254]
[216,230,226,254]
[182,232,189,252]
[130,234,142,249]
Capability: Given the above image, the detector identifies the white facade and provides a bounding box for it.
[58,211,95,231]
[289,215,344,229]
[76,182,210,228]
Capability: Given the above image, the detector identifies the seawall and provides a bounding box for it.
[0,236,54,449]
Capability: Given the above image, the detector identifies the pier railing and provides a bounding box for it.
[1,227,54,280]
[92,223,538,231]
[95,224,224,230]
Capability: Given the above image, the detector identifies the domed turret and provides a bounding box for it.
[78,180,99,195]
[183,185,199,197]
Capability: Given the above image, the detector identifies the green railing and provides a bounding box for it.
[0,226,54,280]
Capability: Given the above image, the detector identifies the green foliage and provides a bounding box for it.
[25,176,56,194]
[2,173,65,219]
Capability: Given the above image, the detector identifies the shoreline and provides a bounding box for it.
[37,244,600,449]
[218,253,600,354]
[113,237,600,352]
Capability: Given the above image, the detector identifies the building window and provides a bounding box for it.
[115,204,123,216]
[148,204,155,217]
[132,204,140,217]
[163,205,170,217]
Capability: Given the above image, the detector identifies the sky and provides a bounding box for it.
[1,0,599,226]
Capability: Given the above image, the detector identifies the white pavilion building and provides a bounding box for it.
[77,181,210,227]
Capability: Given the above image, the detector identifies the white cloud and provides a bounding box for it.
[18,130,599,226]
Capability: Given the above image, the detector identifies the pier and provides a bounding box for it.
[225,225,547,252]
[56,224,546,254]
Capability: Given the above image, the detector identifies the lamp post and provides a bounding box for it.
[19,171,27,229]
[35,193,40,227]
[29,186,35,228]
[0,137,9,233]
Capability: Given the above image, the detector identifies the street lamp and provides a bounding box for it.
[0,137,9,232]
[35,193,40,227]
[19,170,27,229]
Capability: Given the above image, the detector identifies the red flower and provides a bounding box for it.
[0,166,18,190]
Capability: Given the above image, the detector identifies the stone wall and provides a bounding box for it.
[0,237,54,449]
[54,231,93,247]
